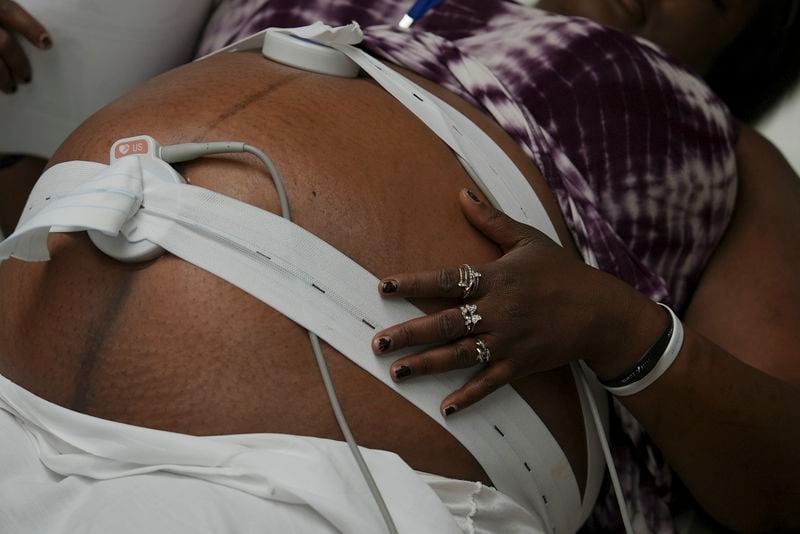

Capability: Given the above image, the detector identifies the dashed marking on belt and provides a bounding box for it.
[524,462,531,472]
[311,283,326,293]
[255,251,271,260]
[362,319,376,330]
[494,425,504,437]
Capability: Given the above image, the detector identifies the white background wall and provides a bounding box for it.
[757,84,800,176]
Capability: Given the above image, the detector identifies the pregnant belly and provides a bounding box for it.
[0,50,588,492]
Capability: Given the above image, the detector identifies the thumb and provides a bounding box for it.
[459,189,538,253]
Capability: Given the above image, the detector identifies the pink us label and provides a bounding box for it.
[114,139,150,159]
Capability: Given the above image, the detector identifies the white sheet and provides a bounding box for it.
[0,373,545,534]
[0,0,213,158]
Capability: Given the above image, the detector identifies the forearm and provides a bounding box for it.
[588,304,800,532]
[579,124,800,531]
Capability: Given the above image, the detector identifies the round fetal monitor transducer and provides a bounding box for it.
[88,154,185,263]
[262,30,359,78]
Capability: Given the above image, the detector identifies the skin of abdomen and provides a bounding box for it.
[0,51,587,491]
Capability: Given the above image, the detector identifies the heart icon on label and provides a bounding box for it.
[119,144,130,155]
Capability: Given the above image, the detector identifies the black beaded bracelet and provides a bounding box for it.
[599,305,674,389]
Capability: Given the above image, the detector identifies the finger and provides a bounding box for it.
[0,28,30,83]
[440,360,516,416]
[378,263,486,299]
[0,0,51,49]
[0,55,14,93]
[459,189,543,253]
[389,336,494,382]
[372,306,479,354]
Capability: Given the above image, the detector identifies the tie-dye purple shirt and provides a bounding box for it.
[199,2,738,532]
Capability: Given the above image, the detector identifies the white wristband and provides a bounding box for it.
[604,303,684,397]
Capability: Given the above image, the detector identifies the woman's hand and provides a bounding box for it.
[372,189,666,416]
[0,0,51,94]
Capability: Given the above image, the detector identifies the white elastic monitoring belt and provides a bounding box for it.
[0,23,609,534]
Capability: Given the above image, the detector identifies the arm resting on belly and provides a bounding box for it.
[590,126,800,532]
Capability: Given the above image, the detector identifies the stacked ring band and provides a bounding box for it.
[458,264,482,299]
[475,337,491,364]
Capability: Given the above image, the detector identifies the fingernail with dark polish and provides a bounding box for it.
[381,280,398,293]
[394,365,412,380]
[377,337,391,353]
[41,35,52,49]
[466,190,480,203]
[443,405,458,416]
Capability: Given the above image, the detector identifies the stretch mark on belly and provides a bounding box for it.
[193,72,305,141]
[72,276,134,412]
